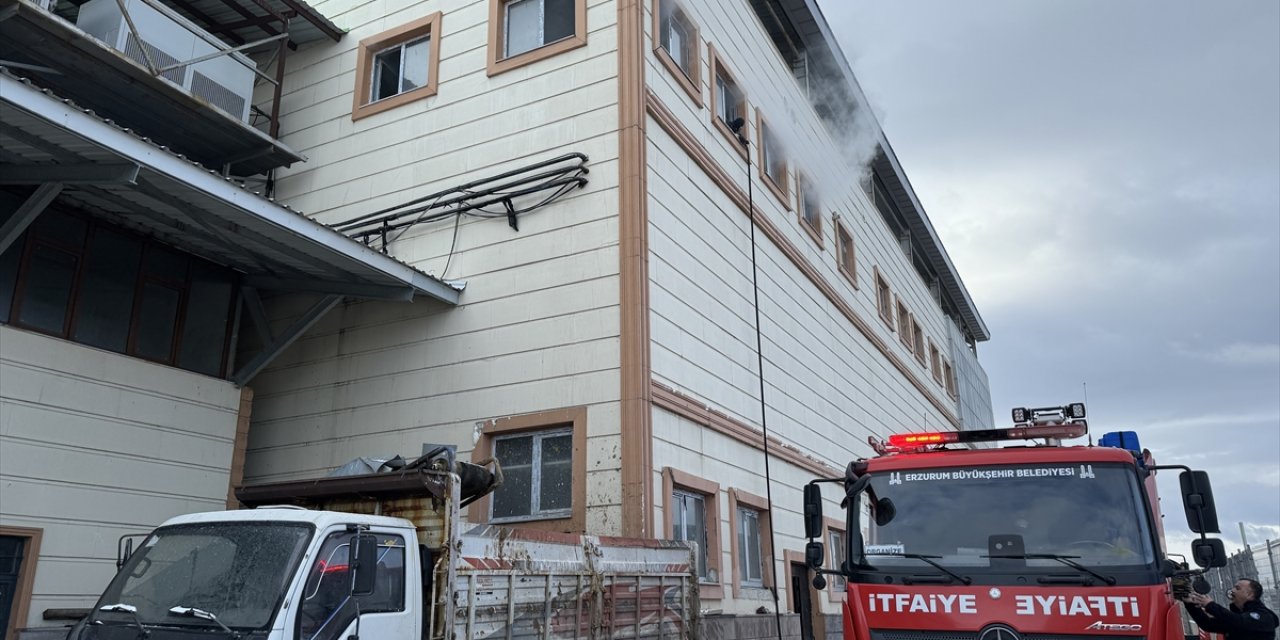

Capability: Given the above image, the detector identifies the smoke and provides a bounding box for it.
[809,77,884,183]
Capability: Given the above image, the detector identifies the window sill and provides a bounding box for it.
[800,217,823,250]
[762,174,790,211]
[352,84,439,121]
[488,33,588,77]
[712,117,749,161]
[839,264,858,290]
[655,46,702,107]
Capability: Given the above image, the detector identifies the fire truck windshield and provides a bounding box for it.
[855,463,1156,573]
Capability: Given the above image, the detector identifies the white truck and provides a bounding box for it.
[67,454,700,640]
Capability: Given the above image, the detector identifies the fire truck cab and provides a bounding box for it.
[802,403,1227,640]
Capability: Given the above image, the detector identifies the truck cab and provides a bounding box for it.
[71,509,424,640]
[802,403,1226,640]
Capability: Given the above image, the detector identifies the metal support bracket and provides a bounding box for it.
[0,182,62,255]
[240,285,274,344]
[232,294,341,386]
[503,198,518,231]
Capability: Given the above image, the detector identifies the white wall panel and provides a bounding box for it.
[0,327,241,627]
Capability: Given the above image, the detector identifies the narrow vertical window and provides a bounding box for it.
[737,507,764,587]
[912,319,926,363]
[828,528,847,591]
[653,0,701,105]
[709,46,748,154]
[835,219,856,287]
[875,269,892,328]
[897,298,911,349]
[930,340,942,383]
[672,490,709,580]
[797,174,822,245]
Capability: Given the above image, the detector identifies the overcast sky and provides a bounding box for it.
[816,0,1280,555]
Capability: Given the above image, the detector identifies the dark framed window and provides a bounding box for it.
[490,427,574,521]
[503,0,577,58]
[874,268,892,329]
[0,208,237,377]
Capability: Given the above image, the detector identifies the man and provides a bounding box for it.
[1183,578,1279,640]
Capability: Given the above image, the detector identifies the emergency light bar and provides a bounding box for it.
[887,423,1088,449]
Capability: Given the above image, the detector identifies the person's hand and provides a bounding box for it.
[1186,593,1212,607]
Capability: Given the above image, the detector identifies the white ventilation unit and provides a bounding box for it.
[76,0,255,123]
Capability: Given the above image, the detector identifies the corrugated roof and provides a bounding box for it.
[1,68,460,305]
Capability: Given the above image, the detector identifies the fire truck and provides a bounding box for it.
[801,403,1227,640]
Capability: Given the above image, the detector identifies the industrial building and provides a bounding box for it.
[0,0,992,636]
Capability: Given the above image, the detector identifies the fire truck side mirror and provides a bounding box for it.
[805,540,825,569]
[803,484,824,539]
[1190,537,1226,568]
[1178,470,1221,534]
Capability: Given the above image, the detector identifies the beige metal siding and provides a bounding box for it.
[0,327,242,627]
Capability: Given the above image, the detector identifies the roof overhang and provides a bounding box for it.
[0,69,461,306]
[764,0,991,342]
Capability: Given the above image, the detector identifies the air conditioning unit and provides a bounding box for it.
[76,0,255,123]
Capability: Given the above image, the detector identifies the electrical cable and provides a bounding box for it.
[732,118,785,640]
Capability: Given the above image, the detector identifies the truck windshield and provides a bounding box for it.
[856,463,1155,570]
[92,523,312,631]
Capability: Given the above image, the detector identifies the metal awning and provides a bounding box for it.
[1,68,461,297]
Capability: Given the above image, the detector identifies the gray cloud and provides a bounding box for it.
[818,0,1280,551]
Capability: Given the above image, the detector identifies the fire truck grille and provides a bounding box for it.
[870,633,1144,640]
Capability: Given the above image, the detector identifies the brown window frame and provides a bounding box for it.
[487,0,588,77]
[469,406,588,532]
[874,267,893,329]
[796,173,823,248]
[0,526,42,640]
[823,517,847,602]
[834,217,857,289]
[352,12,443,121]
[912,318,926,364]
[930,339,943,383]
[663,467,724,599]
[756,108,790,208]
[4,210,236,377]
[652,0,701,106]
[728,488,774,593]
[896,297,911,349]
[708,43,748,160]
[944,360,958,398]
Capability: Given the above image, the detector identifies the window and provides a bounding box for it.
[0,527,41,640]
[491,428,573,521]
[944,360,958,397]
[487,0,586,76]
[469,407,587,531]
[729,488,772,592]
[664,468,722,598]
[835,218,856,288]
[874,268,892,328]
[827,527,847,593]
[653,0,701,105]
[737,507,764,587]
[797,174,822,247]
[930,340,942,384]
[757,111,789,206]
[3,209,236,377]
[709,45,747,157]
[912,318,926,364]
[673,491,709,578]
[352,13,442,121]
[896,298,911,349]
[299,531,406,640]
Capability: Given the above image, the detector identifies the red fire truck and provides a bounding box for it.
[802,403,1227,640]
